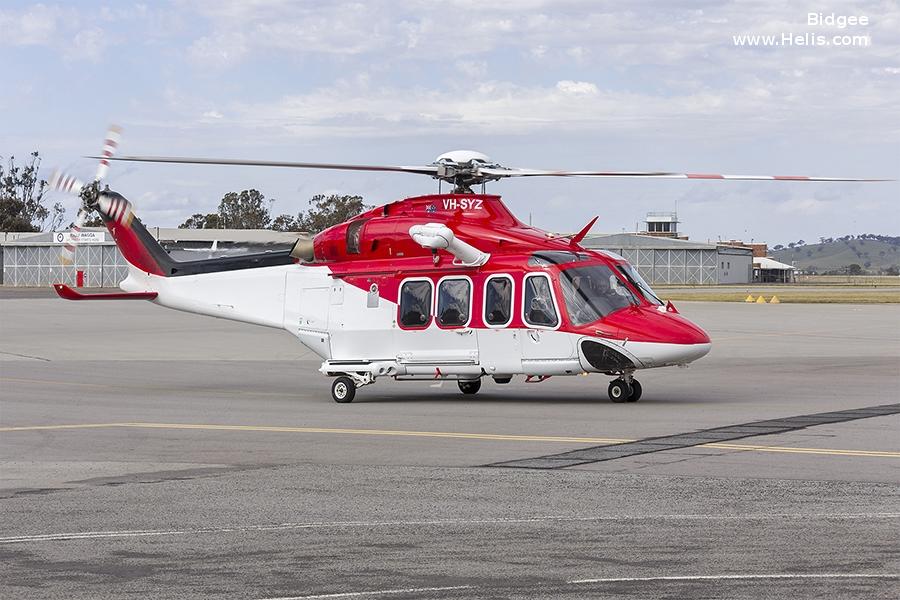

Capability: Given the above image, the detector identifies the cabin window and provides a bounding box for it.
[616,264,663,306]
[523,274,559,328]
[484,275,513,326]
[561,265,638,325]
[437,278,471,327]
[528,251,590,267]
[399,280,432,328]
[346,219,367,254]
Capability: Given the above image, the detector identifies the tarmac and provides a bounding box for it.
[1,288,898,599]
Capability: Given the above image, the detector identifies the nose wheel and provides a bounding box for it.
[608,377,642,403]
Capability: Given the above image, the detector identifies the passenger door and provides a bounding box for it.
[520,273,576,373]
[394,277,479,366]
[477,274,521,375]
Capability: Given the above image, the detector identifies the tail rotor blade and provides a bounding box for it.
[49,169,85,195]
[61,206,90,265]
[95,124,123,182]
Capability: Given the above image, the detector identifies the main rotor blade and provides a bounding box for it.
[91,155,440,176]
[478,167,889,182]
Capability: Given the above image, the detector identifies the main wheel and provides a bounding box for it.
[492,376,512,384]
[626,379,642,402]
[458,379,482,395]
[608,379,631,403]
[331,376,356,403]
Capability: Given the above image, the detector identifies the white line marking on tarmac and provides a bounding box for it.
[259,586,473,600]
[2,513,898,544]
[259,573,899,599]
[568,573,900,584]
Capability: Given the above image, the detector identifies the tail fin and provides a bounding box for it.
[97,192,172,276]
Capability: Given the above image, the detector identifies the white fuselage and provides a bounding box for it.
[121,263,709,382]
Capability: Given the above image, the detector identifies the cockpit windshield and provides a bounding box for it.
[559,264,638,325]
[617,264,664,305]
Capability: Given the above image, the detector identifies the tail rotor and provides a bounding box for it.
[48,125,123,266]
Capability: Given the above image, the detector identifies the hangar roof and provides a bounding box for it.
[754,257,796,270]
[582,233,723,251]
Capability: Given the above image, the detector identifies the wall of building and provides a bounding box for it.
[605,247,720,285]
[716,248,754,284]
[2,230,753,288]
[1,244,128,287]
[583,233,754,285]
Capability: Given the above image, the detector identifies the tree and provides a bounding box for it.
[0,152,65,231]
[218,189,270,229]
[848,263,862,275]
[178,190,269,229]
[180,213,217,229]
[295,194,371,233]
[270,213,300,232]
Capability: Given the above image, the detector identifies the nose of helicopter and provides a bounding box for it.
[602,306,711,368]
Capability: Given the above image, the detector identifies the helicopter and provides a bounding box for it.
[48,127,884,403]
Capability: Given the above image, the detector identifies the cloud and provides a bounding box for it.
[773,196,830,216]
[555,80,598,95]
[65,26,109,62]
[0,4,62,46]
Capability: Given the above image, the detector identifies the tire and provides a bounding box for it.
[458,379,482,395]
[331,376,356,403]
[608,379,630,403]
[492,376,512,384]
[627,379,642,402]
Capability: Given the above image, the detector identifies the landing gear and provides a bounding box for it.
[458,379,482,395]
[608,376,642,403]
[627,379,642,402]
[331,376,356,403]
[492,376,512,384]
[608,379,631,403]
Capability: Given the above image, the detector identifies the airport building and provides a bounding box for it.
[582,233,753,285]
[580,212,754,285]
[1,211,757,287]
[0,228,298,287]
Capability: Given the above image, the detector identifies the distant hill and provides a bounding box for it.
[771,235,900,275]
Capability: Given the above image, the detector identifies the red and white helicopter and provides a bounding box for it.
[49,128,883,403]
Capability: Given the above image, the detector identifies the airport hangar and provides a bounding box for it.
[0,228,754,287]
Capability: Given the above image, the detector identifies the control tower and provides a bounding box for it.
[641,212,680,238]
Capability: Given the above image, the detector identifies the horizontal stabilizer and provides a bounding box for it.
[53,284,157,301]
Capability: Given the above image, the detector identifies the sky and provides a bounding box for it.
[1,0,898,244]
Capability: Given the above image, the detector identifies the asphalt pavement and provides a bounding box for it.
[1,295,898,599]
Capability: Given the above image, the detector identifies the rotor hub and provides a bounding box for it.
[432,150,502,193]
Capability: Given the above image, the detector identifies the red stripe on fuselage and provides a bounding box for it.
[327,251,709,345]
